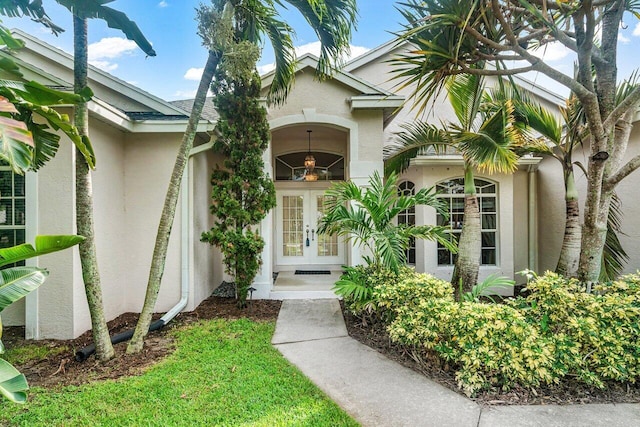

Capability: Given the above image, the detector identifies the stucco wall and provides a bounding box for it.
[122,132,183,315]
[191,148,224,308]
[36,141,78,338]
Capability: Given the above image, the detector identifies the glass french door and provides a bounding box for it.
[276,190,345,266]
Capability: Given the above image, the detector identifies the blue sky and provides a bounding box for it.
[3,1,640,101]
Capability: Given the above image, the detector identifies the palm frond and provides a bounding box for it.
[55,0,156,56]
[385,121,451,175]
[600,193,629,281]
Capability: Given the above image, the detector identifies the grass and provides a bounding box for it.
[0,319,358,427]
[3,343,69,365]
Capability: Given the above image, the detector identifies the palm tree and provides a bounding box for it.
[317,171,454,273]
[126,0,357,353]
[386,74,523,296]
[1,1,155,361]
[512,90,630,281]
[55,2,156,361]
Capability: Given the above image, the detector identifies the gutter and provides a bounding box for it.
[161,141,214,325]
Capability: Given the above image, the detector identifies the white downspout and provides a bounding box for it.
[160,141,214,324]
[528,165,538,272]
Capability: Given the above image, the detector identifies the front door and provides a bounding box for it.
[276,190,345,268]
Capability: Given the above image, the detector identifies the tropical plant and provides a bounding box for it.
[40,1,156,361]
[391,0,640,283]
[459,273,515,303]
[511,88,630,280]
[318,171,454,274]
[128,0,357,352]
[0,235,84,403]
[201,63,276,308]
[0,24,95,172]
[386,74,525,296]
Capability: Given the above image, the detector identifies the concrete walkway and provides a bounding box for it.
[272,299,640,427]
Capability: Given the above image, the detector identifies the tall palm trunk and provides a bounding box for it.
[127,50,221,353]
[556,170,581,277]
[73,16,114,361]
[451,163,481,298]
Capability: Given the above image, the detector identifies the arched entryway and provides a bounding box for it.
[270,124,349,273]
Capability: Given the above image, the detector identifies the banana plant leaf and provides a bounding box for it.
[0,235,84,269]
[0,266,48,312]
[0,358,28,403]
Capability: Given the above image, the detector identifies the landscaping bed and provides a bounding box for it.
[339,267,640,406]
[3,296,282,388]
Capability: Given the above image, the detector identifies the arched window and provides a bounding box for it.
[398,181,416,265]
[436,178,497,266]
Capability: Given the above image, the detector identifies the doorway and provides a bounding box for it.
[275,189,346,270]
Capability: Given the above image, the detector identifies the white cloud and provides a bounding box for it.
[88,37,138,60]
[528,41,571,62]
[634,22,640,37]
[619,33,631,44]
[173,89,198,99]
[184,67,204,81]
[256,42,370,75]
[158,1,168,7]
[89,60,118,72]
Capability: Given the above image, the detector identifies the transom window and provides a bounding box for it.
[0,163,26,266]
[275,152,345,181]
[397,181,416,265]
[436,178,497,266]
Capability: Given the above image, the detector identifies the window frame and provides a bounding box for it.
[397,180,416,266]
[435,177,499,267]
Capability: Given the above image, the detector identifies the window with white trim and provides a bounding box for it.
[0,163,26,266]
[436,178,497,266]
[397,181,416,265]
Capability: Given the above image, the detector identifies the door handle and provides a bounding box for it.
[305,226,310,247]
[311,229,315,241]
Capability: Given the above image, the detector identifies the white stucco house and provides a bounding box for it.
[3,31,640,340]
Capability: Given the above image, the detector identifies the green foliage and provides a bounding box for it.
[318,171,454,273]
[201,64,276,307]
[0,235,83,403]
[0,28,96,171]
[375,270,640,395]
[335,265,401,315]
[0,319,357,426]
[460,273,515,303]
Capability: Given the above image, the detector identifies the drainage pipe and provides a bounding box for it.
[76,141,215,362]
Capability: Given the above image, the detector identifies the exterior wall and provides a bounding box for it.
[122,132,183,315]
[73,118,127,337]
[191,149,224,307]
[35,139,78,338]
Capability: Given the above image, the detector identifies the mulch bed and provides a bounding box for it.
[342,305,640,406]
[7,295,640,406]
[3,297,281,389]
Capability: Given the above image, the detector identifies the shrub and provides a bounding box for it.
[335,265,402,315]
[508,272,640,387]
[374,271,640,394]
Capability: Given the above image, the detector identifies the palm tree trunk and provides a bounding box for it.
[127,50,221,354]
[556,170,581,277]
[452,164,481,299]
[73,15,114,361]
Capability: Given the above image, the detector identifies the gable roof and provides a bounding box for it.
[4,29,215,132]
[261,53,397,97]
[344,38,567,107]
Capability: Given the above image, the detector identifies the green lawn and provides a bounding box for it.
[1,319,358,427]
